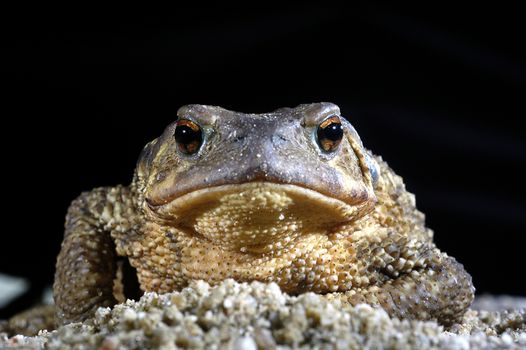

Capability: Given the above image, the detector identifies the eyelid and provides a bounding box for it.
[319,115,342,129]
[303,112,342,128]
[176,119,201,132]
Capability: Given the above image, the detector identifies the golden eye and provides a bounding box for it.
[174,119,203,155]
[317,116,343,152]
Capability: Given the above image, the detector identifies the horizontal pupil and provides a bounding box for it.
[321,123,343,141]
[175,125,201,144]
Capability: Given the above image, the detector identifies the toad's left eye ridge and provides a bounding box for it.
[174,119,203,155]
[317,116,343,152]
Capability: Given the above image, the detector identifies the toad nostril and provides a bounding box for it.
[233,135,246,143]
[272,134,288,146]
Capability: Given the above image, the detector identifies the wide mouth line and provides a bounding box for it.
[146,181,355,209]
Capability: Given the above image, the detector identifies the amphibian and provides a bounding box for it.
[53,103,474,327]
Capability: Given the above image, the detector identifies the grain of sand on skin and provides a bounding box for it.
[1,280,525,349]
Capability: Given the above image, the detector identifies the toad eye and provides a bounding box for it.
[174,119,203,155]
[316,115,343,152]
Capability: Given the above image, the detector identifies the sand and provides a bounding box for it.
[1,279,525,349]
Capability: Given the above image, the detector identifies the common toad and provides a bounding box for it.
[54,103,474,326]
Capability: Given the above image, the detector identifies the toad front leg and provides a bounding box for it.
[329,230,475,325]
[53,186,135,325]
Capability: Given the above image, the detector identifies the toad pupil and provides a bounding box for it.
[174,125,197,144]
[174,121,202,154]
[322,122,343,140]
[317,118,343,152]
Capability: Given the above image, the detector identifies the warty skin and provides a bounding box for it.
[53,102,474,327]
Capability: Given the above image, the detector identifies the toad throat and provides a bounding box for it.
[146,182,375,253]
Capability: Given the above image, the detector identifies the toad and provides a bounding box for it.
[53,103,474,327]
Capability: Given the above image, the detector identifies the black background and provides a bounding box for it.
[1,4,525,317]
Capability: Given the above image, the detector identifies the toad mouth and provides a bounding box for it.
[147,181,375,224]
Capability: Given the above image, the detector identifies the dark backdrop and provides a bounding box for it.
[1,4,525,317]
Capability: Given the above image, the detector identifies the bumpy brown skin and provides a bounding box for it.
[53,103,474,327]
